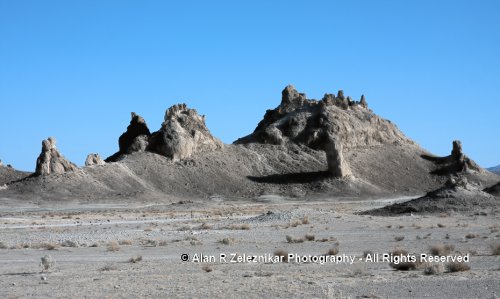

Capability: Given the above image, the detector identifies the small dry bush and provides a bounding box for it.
[326,247,339,256]
[465,233,477,239]
[286,235,304,243]
[0,242,7,249]
[202,265,213,272]
[437,223,446,228]
[423,264,444,275]
[446,262,470,272]
[128,255,143,263]
[158,240,168,246]
[490,243,500,255]
[304,234,315,241]
[429,244,455,256]
[290,220,302,227]
[274,249,289,262]
[301,216,310,225]
[363,250,373,258]
[219,238,235,245]
[119,240,133,246]
[394,236,405,242]
[107,241,120,252]
[230,224,251,230]
[389,248,421,271]
[100,264,118,271]
[200,222,213,230]
[60,240,78,248]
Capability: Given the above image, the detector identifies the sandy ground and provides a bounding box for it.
[0,196,499,299]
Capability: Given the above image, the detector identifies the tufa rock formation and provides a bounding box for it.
[422,140,481,175]
[106,112,151,162]
[35,137,78,176]
[85,153,105,166]
[326,138,352,178]
[147,104,223,160]
[236,85,409,178]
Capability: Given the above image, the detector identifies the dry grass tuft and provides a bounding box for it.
[429,244,455,256]
[119,240,133,246]
[107,241,120,252]
[128,255,143,263]
[446,262,470,272]
[200,222,213,230]
[301,216,310,225]
[437,223,446,228]
[219,238,235,245]
[274,249,289,262]
[465,233,477,239]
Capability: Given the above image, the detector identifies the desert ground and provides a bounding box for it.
[1,196,499,299]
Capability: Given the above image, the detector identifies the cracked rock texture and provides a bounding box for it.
[35,137,78,176]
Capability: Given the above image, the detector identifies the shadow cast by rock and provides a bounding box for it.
[247,171,330,185]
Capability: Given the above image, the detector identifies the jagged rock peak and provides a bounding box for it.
[147,103,223,160]
[450,140,481,173]
[119,112,151,154]
[35,137,78,176]
[85,153,105,166]
[280,85,309,113]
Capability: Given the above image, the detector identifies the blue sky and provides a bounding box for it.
[1,1,499,171]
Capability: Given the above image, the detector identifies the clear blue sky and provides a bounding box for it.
[1,1,499,171]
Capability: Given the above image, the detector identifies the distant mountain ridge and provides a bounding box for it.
[488,165,500,175]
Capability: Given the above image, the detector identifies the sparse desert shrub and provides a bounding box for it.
[304,234,315,241]
[424,264,444,275]
[301,216,310,225]
[0,242,7,249]
[128,255,143,263]
[43,243,58,250]
[290,220,302,227]
[100,264,118,271]
[219,238,234,245]
[437,223,446,228]
[394,236,405,242]
[200,222,213,230]
[491,243,500,255]
[202,265,213,272]
[119,240,133,246]
[89,243,99,247]
[429,244,455,256]
[286,235,304,243]
[144,227,153,232]
[158,240,168,246]
[229,224,250,230]
[446,262,470,272]
[142,239,158,247]
[389,248,420,271]
[60,240,78,248]
[107,241,120,252]
[274,249,288,262]
[326,247,339,256]
[465,233,477,239]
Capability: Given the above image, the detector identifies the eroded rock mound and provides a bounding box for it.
[147,104,223,160]
[236,85,412,178]
[35,137,78,176]
[363,176,498,215]
[485,181,500,196]
[85,153,105,166]
[422,140,482,175]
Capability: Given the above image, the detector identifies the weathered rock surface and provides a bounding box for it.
[35,137,78,176]
[147,104,223,160]
[421,140,482,175]
[485,181,500,196]
[326,138,351,178]
[236,85,410,178]
[85,154,105,166]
